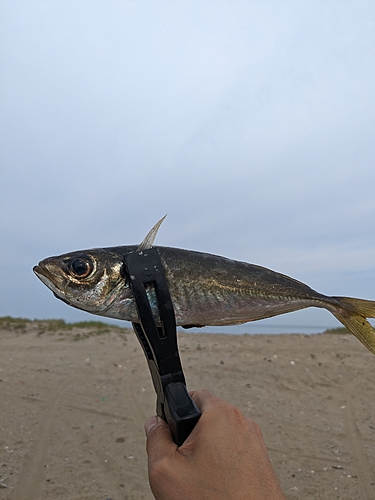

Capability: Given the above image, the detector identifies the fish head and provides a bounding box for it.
[33,247,136,320]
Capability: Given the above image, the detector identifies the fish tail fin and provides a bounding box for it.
[330,296,375,355]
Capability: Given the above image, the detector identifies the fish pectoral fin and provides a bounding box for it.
[137,215,167,251]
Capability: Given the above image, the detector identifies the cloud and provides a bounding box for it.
[1,1,375,331]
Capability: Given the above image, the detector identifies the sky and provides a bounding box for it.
[1,1,375,334]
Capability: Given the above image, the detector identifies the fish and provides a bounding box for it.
[33,217,375,355]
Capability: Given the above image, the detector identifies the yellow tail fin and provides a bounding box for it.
[330,297,375,355]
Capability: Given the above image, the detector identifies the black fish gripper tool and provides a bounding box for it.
[123,247,201,446]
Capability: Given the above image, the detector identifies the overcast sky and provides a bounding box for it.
[1,1,375,333]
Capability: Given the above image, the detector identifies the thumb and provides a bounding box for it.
[145,416,176,462]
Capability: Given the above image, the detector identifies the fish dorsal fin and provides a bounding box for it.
[137,215,167,251]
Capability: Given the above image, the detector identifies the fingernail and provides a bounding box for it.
[145,415,158,435]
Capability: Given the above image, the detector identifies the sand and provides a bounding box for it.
[1,322,374,500]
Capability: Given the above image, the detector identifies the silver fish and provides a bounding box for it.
[33,217,375,355]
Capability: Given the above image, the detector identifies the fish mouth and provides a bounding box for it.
[33,264,51,283]
[33,264,64,297]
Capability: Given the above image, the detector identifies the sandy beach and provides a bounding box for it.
[1,319,374,500]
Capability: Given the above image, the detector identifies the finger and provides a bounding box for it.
[144,415,159,436]
[145,415,177,463]
[189,389,219,413]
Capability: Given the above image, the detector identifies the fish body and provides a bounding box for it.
[34,241,375,355]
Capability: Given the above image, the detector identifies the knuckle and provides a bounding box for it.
[149,455,170,481]
[222,401,247,424]
[247,417,263,438]
[233,409,249,430]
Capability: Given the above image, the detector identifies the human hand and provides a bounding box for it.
[144,389,286,500]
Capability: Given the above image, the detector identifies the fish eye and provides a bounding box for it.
[68,257,94,279]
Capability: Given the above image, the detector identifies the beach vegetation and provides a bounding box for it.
[322,326,350,334]
[0,316,130,340]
